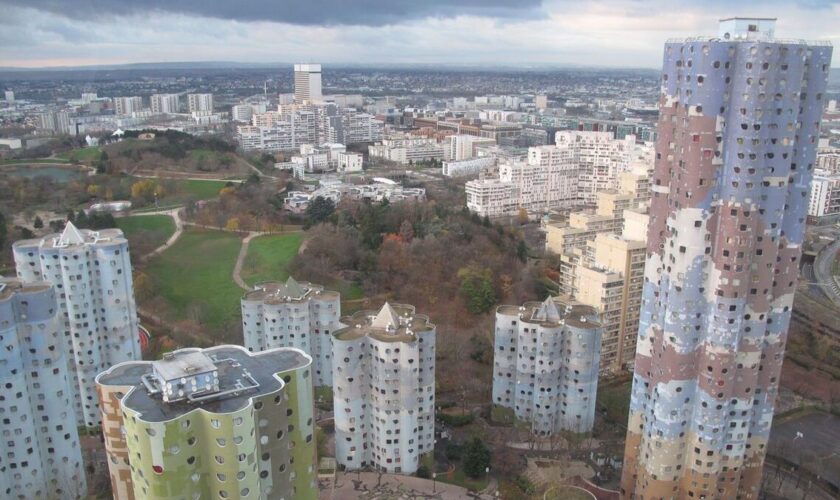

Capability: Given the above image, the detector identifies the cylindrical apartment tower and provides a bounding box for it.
[241,277,341,387]
[96,345,317,500]
[621,18,832,500]
[492,297,602,435]
[332,303,436,474]
[13,222,141,427]
[0,278,86,499]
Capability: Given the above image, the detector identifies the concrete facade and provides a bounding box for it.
[96,345,317,500]
[150,94,179,114]
[492,297,602,435]
[621,19,833,500]
[12,222,141,427]
[294,64,323,104]
[0,278,86,500]
[187,93,214,113]
[241,277,342,387]
[332,303,436,474]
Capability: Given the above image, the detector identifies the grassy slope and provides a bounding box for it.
[115,215,176,250]
[57,147,101,163]
[145,229,243,331]
[178,179,230,199]
[240,233,304,286]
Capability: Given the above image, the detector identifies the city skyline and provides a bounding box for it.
[0,1,838,69]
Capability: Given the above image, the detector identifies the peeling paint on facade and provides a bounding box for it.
[621,18,833,500]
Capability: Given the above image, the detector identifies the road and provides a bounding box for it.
[812,236,840,306]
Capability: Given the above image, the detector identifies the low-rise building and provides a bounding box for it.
[368,136,444,165]
[332,303,436,474]
[492,297,602,435]
[96,346,317,500]
[442,156,496,177]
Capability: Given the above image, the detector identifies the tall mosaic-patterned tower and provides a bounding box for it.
[621,18,832,500]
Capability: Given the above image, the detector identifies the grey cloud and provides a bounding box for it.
[0,0,546,26]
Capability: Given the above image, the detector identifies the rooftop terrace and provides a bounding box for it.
[96,345,310,423]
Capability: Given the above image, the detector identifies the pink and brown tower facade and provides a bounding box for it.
[620,18,832,500]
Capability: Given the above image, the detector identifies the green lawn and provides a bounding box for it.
[240,233,304,286]
[145,229,243,334]
[177,179,231,199]
[116,215,176,250]
[57,147,101,163]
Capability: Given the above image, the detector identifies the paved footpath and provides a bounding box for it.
[322,471,496,500]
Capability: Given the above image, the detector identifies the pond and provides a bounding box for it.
[0,165,88,183]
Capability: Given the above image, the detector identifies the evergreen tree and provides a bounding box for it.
[462,437,491,478]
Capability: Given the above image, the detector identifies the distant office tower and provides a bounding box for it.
[13,222,141,427]
[492,297,602,435]
[0,278,86,500]
[4,90,13,102]
[241,277,342,387]
[96,346,317,500]
[332,303,435,474]
[294,64,323,104]
[621,18,832,500]
[113,96,143,116]
[81,92,98,103]
[150,93,179,114]
[187,93,214,113]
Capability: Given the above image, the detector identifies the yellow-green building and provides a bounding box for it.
[96,345,316,500]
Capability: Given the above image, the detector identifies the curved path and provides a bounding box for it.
[233,231,264,290]
[128,208,185,261]
[813,237,840,306]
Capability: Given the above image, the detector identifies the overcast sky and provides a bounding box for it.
[0,0,837,69]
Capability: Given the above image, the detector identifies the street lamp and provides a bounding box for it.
[432,472,436,493]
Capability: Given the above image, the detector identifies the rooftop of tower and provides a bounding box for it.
[242,277,339,303]
[12,221,126,250]
[333,302,434,343]
[0,277,52,301]
[497,295,601,329]
[96,345,311,422]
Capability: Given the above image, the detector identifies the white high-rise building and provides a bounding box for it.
[492,297,602,435]
[81,92,98,103]
[808,170,840,217]
[0,278,87,499]
[294,63,323,104]
[332,303,436,474]
[444,134,496,161]
[187,93,214,113]
[555,131,636,204]
[4,90,14,102]
[241,277,342,387]
[113,96,143,116]
[150,93,179,114]
[231,104,254,122]
[12,222,141,427]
